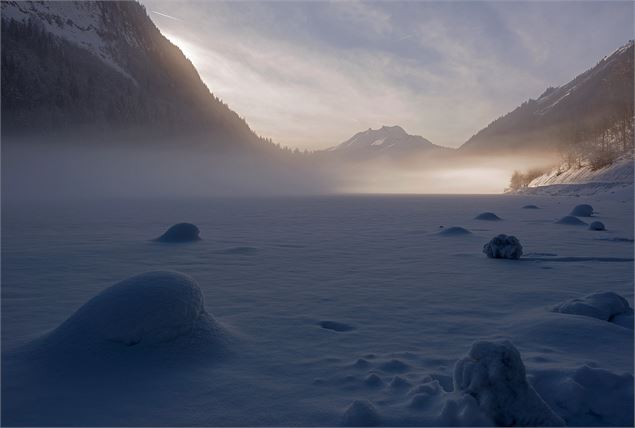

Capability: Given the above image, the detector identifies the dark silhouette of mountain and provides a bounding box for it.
[460,41,634,155]
[0,1,273,151]
[320,125,451,160]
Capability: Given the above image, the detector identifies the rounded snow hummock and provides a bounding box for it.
[570,204,594,217]
[438,226,472,236]
[155,223,201,243]
[482,234,523,260]
[556,216,588,226]
[474,212,502,221]
[49,271,223,347]
[342,400,381,427]
[588,221,606,231]
[552,291,632,324]
[522,204,540,209]
[454,340,564,427]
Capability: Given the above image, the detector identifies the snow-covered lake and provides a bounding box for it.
[2,194,633,426]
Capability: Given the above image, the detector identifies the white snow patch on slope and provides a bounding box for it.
[1,1,129,76]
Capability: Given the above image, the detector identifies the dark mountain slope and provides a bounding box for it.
[1,1,269,150]
[460,41,634,155]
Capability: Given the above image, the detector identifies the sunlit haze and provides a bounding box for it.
[143,0,633,150]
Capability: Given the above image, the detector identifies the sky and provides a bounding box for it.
[142,1,634,150]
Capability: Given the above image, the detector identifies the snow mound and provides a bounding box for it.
[552,291,633,326]
[534,365,634,427]
[482,234,523,259]
[588,221,606,231]
[47,271,223,347]
[156,223,201,243]
[319,320,354,332]
[555,216,587,225]
[474,212,502,221]
[438,226,471,236]
[342,400,381,426]
[522,204,540,209]
[570,204,594,217]
[454,340,565,427]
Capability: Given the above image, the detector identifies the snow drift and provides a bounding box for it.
[35,271,228,352]
[454,340,565,427]
[156,223,201,243]
[438,226,471,236]
[483,234,523,259]
[552,291,633,328]
[556,216,587,226]
[474,212,502,221]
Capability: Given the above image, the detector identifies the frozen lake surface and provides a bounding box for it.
[2,194,633,426]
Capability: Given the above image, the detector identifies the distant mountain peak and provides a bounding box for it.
[323,125,450,158]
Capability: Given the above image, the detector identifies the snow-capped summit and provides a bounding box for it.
[324,125,450,159]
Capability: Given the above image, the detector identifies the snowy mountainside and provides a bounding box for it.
[515,156,634,196]
[321,125,451,160]
[0,1,268,150]
[461,41,634,154]
[529,156,634,187]
[1,1,128,75]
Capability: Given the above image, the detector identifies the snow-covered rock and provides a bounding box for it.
[482,234,523,259]
[552,291,633,325]
[570,204,594,217]
[45,271,223,347]
[474,212,502,221]
[156,223,201,243]
[588,221,606,231]
[555,216,587,226]
[453,340,565,427]
[522,204,540,209]
[438,226,471,236]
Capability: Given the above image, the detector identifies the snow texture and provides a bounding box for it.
[570,204,594,217]
[342,400,382,426]
[453,340,565,427]
[474,212,502,221]
[482,234,523,259]
[533,365,634,426]
[552,291,633,325]
[588,221,606,231]
[556,216,588,225]
[156,223,201,243]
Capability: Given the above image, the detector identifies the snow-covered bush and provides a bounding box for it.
[454,340,565,427]
[570,204,594,217]
[552,291,632,324]
[588,221,606,231]
[156,223,201,242]
[482,234,523,259]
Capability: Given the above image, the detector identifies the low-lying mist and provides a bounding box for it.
[2,137,559,202]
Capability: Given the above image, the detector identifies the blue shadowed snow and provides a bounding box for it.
[570,204,594,217]
[2,194,633,426]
